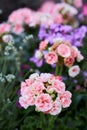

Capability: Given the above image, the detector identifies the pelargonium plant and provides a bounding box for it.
[30,39,84,77]
[19,73,72,130]
[38,1,78,26]
[19,73,72,114]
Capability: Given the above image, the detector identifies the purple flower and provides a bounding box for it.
[30,56,43,67]
[38,24,87,47]
[16,101,23,108]
[21,64,30,70]
[83,71,87,77]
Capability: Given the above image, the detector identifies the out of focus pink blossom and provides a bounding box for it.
[0,23,11,34]
[73,0,83,8]
[38,1,56,13]
[83,4,87,16]
[12,23,24,35]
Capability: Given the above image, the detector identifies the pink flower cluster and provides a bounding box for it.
[7,2,78,27]
[0,1,78,35]
[0,22,24,35]
[39,1,78,25]
[19,73,72,115]
[8,8,53,27]
[36,40,84,77]
[0,23,11,34]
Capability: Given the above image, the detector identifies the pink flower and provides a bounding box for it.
[53,14,63,24]
[29,12,53,26]
[20,87,35,107]
[52,79,65,93]
[75,85,81,91]
[12,23,24,35]
[76,52,84,62]
[35,93,52,112]
[49,101,62,115]
[83,4,87,16]
[59,91,72,108]
[21,82,27,93]
[71,47,77,58]
[46,85,54,94]
[57,44,71,58]
[45,51,58,64]
[8,10,24,24]
[55,76,62,81]
[72,46,84,62]
[40,73,54,82]
[21,87,33,97]
[52,3,78,16]
[0,23,11,34]
[73,0,83,8]
[19,73,72,115]
[48,75,55,84]
[8,8,33,24]
[19,95,34,109]
[29,73,39,80]
[19,96,30,109]
[32,81,45,94]
[25,79,34,86]
[39,40,48,51]
[68,65,80,77]
[64,56,75,67]
[38,1,56,13]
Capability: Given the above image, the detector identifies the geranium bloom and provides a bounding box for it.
[38,1,56,13]
[83,4,87,16]
[39,40,48,51]
[52,79,65,93]
[19,73,72,115]
[59,91,72,108]
[57,43,71,58]
[0,23,11,34]
[35,93,53,112]
[32,81,45,94]
[48,100,62,115]
[19,94,35,109]
[76,51,84,62]
[64,56,75,67]
[45,51,58,64]
[8,8,33,24]
[19,96,30,109]
[12,23,24,35]
[31,35,84,77]
[73,0,83,8]
[68,65,80,77]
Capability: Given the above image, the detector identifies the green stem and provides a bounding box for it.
[59,65,63,76]
[40,113,46,130]
[47,115,56,130]
[23,71,30,79]
[2,57,7,74]
[55,63,59,76]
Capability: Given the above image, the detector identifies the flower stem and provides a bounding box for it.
[47,115,56,130]
[55,63,59,76]
[40,113,46,130]
[59,65,63,76]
